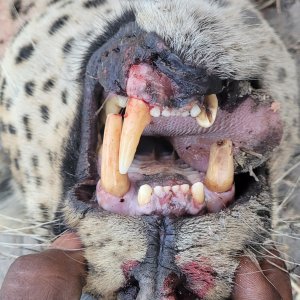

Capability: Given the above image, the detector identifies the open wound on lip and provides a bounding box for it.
[97,95,235,217]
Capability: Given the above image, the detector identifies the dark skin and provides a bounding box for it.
[0,233,292,300]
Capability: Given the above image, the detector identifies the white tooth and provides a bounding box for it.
[117,95,128,108]
[191,182,205,204]
[181,111,190,117]
[138,184,153,206]
[190,104,201,117]
[172,185,180,193]
[154,186,164,197]
[163,186,171,193]
[162,108,171,117]
[181,184,190,193]
[150,107,161,117]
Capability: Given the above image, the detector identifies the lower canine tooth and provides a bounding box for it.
[204,139,234,193]
[101,114,130,197]
[119,98,151,174]
[196,94,218,128]
[191,182,205,204]
[138,184,153,206]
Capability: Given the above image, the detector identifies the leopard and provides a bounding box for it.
[0,0,299,299]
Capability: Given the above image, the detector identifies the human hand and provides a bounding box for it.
[232,250,292,300]
[0,232,86,300]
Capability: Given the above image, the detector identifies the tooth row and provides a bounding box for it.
[151,107,191,118]
[149,95,218,128]
[136,139,234,206]
[138,182,205,206]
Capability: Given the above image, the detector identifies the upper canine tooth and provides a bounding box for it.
[101,114,130,197]
[119,98,151,174]
[138,184,153,206]
[196,94,218,128]
[150,107,161,117]
[204,139,234,193]
[190,104,201,117]
[191,182,205,204]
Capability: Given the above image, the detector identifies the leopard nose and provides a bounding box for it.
[119,276,198,300]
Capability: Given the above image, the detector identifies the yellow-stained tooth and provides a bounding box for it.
[101,114,130,197]
[119,98,151,174]
[196,94,218,128]
[191,182,205,204]
[204,139,234,193]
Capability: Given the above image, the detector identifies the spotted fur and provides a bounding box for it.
[0,0,299,299]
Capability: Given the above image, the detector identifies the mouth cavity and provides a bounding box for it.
[70,22,283,219]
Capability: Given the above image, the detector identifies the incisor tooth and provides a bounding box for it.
[172,185,180,193]
[191,182,205,204]
[162,108,171,117]
[196,94,218,128]
[163,186,171,193]
[150,107,161,117]
[190,104,201,117]
[118,95,128,108]
[181,184,190,193]
[138,184,153,206]
[204,139,234,193]
[101,114,130,197]
[154,186,164,197]
[119,98,151,174]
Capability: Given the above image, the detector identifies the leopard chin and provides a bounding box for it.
[0,0,299,299]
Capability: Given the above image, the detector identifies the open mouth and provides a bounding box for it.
[66,21,283,220]
[70,60,282,220]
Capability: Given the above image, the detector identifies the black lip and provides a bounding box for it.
[94,22,223,108]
